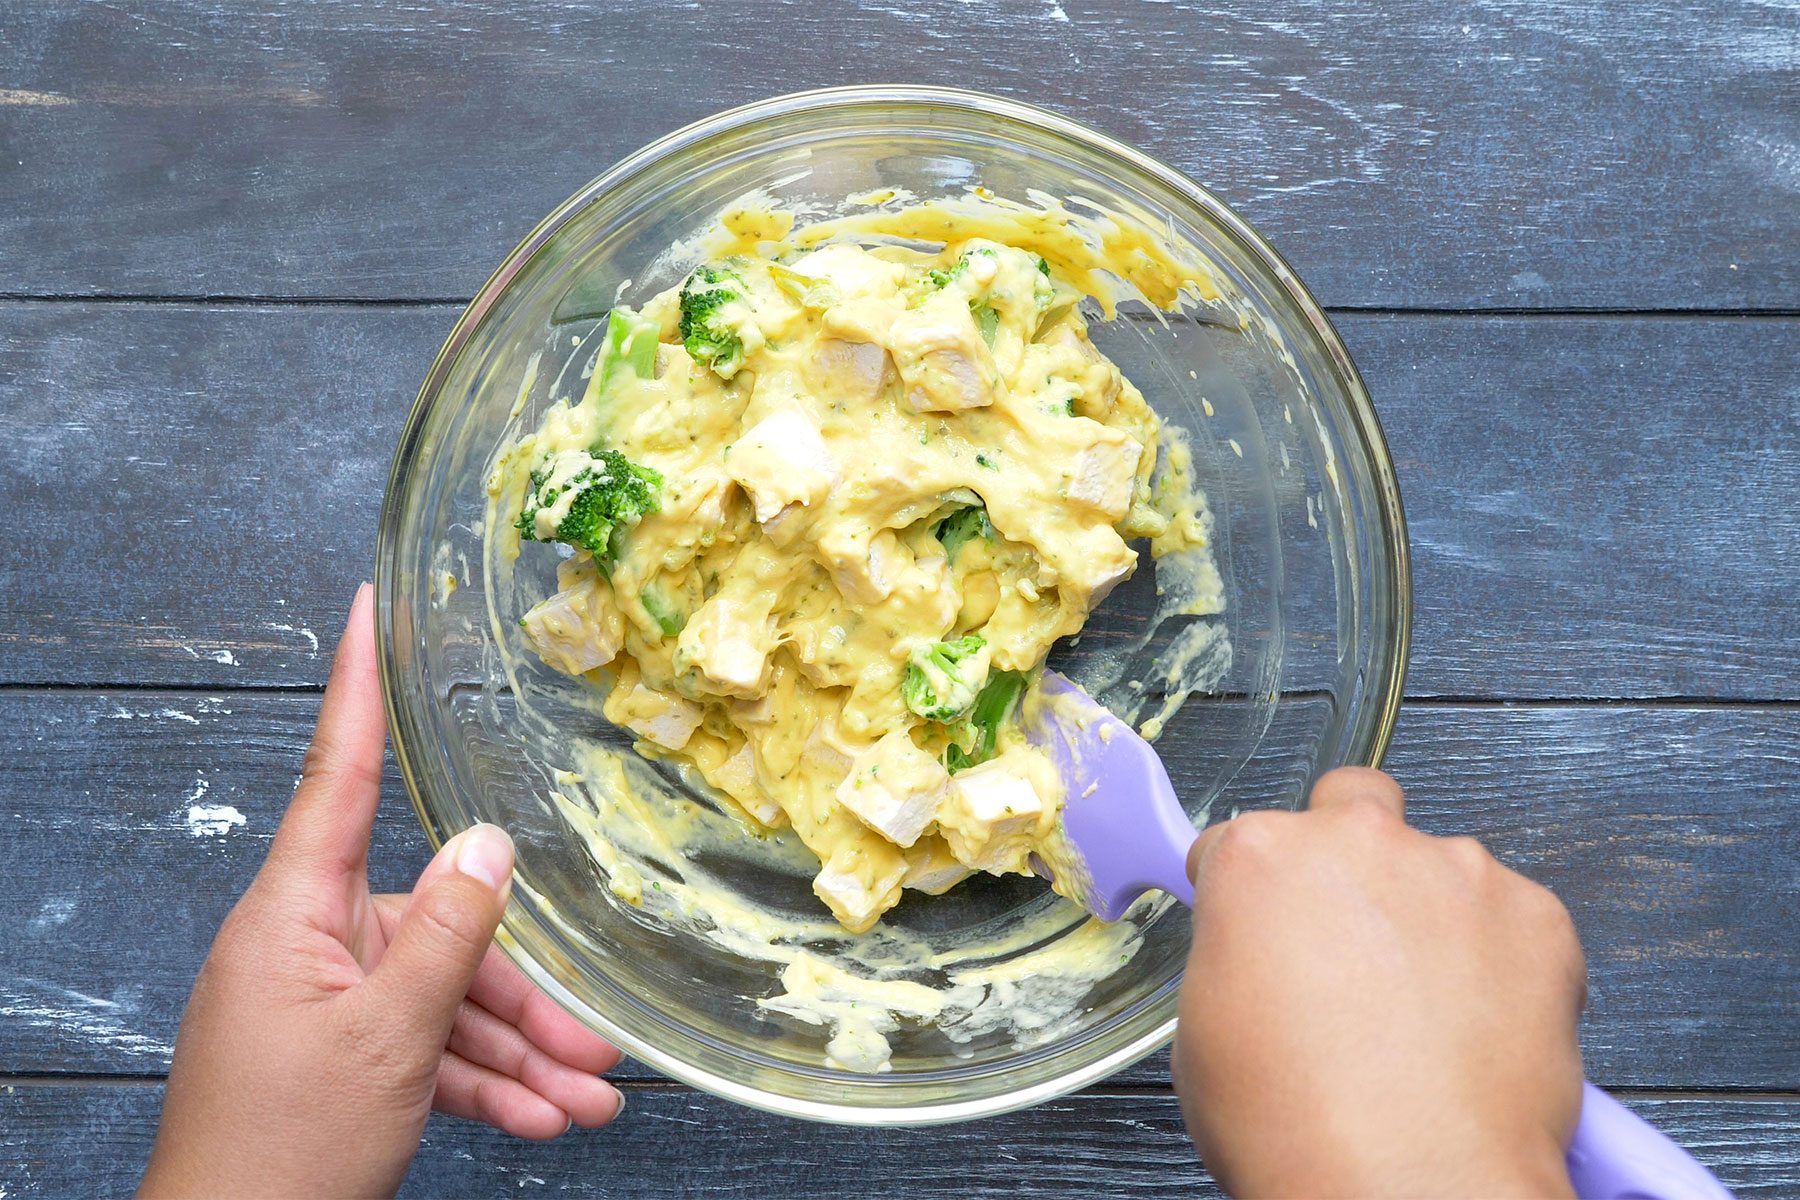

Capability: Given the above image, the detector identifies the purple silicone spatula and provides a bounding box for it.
[1023,670,1733,1200]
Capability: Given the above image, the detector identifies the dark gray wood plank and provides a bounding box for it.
[0,303,449,686]
[1,0,1795,308]
[4,305,1796,699]
[4,1082,1797,1198]
[1390,702,1800,1092]
[3,691,1793,1088]
[1367,313,1800,701]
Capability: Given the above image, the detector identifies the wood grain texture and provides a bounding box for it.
[1,0,1796,308]
[0,302,449,687]
[4,304,1795,698]
[4,1083,1798,1198]
[2,3,1793,1192]
[1368,313,1800,700]
[3,691,1793,1087]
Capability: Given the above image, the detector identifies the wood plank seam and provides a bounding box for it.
[13,685,1800,711]
[6,295,1800,321]
[1,1072,1795,1107]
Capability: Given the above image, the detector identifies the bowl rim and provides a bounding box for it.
[376,83,1412,1126]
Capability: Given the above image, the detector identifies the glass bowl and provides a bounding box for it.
[376,85,1409,1125]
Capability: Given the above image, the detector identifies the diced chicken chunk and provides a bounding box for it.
[707,742,784,827]
[1070,558,1135,609]
[802,716,861,777]
[937,755,1049,874]
[677,597,773,697]
[836,729,949,848]
[667,471,729,541]
[889,299,996,412]
[1066,433,1143,522]
[520,580,622,675]
[730,691,776,724]
[902,835,973,895]
[1056,533,1138,610]
[759,500,811,549]
[812,844,908,933]
[819,526,899,605]
[813,338,893,402]
[727,408,835,522]
[607,682,703,751]
[790,244,908,299]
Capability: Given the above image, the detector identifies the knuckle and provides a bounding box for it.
[414,881,497,958]
[1317,765,1393,792]
[1538,887,1582,943]
[1215,811,1284,862]
[1516,872,1564,914]
[1338,793,1396,830]
[1521,883,1588,1005]
[1314,766,1405,809]
[1443,835,1493,874]
[1512,875,1584,949]
[1567,949,1591,1011]
[299,735,383,795]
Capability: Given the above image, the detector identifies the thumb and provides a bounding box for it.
[361,823,514,1057]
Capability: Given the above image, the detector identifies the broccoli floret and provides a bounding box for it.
[919,247,998,294]
[934,504,993,563]
[594,306,661,394]
[943,670,1028,773]
[903,634,993,721]
[920,247,1050,336]
[679,264,753,378]
[515,446,662,564]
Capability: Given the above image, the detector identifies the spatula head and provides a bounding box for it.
[1023,672,1198,920]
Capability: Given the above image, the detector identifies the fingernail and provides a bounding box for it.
[450,822,514,892]
[613,1087,626,1117]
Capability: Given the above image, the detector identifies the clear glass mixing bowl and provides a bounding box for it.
[376,86,1409,1125]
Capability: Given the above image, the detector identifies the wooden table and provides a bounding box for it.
[3,3,1796,1195]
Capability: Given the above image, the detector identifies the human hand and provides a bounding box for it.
[140,584,624,1199]
[1173,768,1586,1199]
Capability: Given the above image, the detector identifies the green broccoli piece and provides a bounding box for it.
[921,265,955,290]
[515,446,662,564]
[595,306,661,394]
[640,587,684,638]
[921,247,1050,336]
[934,504,993,563]
[972,303,1000,347]
[919,247,998,294]
[1032,258,1057,312]
[903,634,992,722]
[679,264,752,378]
[943,670,1028,773]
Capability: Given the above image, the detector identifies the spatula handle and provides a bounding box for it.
[1137,754,1197,908]
[1565,1082,1733,1199]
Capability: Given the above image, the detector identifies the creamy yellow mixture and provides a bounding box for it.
[478,191,1234,1071]
[492,197,1218,940]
